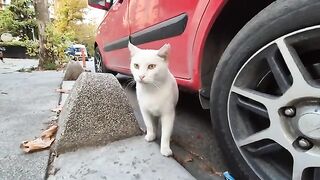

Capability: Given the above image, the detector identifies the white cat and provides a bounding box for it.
[128,42,179,156]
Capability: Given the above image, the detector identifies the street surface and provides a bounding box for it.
[0,58,38,73]
[50,136,196,180]
[0,59,63,179]
[121,77,227,180]
[87,61,228,179]
[0,59,227,180]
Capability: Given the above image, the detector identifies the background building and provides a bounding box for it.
[0,0,10,10]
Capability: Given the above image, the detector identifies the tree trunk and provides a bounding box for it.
[33,0,50,68]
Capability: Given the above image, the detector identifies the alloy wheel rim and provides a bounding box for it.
[227,25,320,179]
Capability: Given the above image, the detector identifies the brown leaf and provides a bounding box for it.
[55,88,70,94]
[20,125,58,153]
[51,105,63,113]
[20,137,55,153]
[184,155,193,163]
[41,125,58,139]
[213,170,223,176]
[189,150,204,160]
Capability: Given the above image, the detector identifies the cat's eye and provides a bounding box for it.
[148,64,156,69]
[134,63,139,69]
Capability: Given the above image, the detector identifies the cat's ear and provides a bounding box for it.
[128,41,140,57]
[157,43,170,60]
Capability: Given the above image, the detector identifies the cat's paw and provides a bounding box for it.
[144,133,156,142]
[160,147,172,157]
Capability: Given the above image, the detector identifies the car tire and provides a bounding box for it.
[94,47,117,75]
[210,0,320,179]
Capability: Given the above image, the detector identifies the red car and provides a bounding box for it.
[89,0,320,179]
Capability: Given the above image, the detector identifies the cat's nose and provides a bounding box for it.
[139,75,145,80]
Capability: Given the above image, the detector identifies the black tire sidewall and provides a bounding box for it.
[210,0,320,179]
[94,47,118,75]
[94,47,107,73]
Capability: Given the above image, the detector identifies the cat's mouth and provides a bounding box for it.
[136,79,148,84]
[138,80,156,86]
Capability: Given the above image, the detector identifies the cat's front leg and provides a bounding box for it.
[141,110,156,142]
[160,111,175,156]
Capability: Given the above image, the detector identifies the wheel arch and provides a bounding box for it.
[197,0,275,109]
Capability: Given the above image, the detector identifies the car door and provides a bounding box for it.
[96,0,131,73]
[128,0,200,80]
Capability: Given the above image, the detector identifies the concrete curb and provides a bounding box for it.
[55,72,142,155]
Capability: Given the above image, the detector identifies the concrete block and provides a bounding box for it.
[60,81,75,106]
[56,72,141,155]
[63,60,84,81]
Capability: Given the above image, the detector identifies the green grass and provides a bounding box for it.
[43,62,57,70]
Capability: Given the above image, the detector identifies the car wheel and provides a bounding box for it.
[94,47,117,75]
[210,0,320,179]
[94,47,105,73]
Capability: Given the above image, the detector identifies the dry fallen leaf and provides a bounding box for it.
[189,150,204,160]
[55,88,70,94]
[20,125,58,153]
[213,170,223,176]
[41,125,58,139]
[184,154,193,163]
[51,105,63,113]
[20,138,55,153]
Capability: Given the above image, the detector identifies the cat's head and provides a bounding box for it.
[128,42,170,84]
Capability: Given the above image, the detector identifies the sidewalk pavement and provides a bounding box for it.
[49,136,195,180]
[0,58,38,74]
[0,57,196,180]
[0,59,63,180]
[48,79,196,180]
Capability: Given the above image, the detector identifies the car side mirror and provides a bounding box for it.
[88,0,113,11]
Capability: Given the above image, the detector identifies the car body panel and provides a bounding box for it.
[96,0,131,71]
[94,0,226,91]
[128,0,200,81]
[188,0,226,90]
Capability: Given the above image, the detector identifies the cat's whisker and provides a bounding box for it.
[130,80,137,87]
[125,78,134,84]
[125,82,132,90]
[125,79,136,90]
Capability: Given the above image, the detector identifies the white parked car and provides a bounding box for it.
[72,44,88,61]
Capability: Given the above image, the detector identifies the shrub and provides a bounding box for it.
[0,39,39,57]
[43,62,57,70]
[44,23,74,65]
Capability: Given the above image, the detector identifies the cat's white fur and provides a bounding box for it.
[128,42,178,156]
